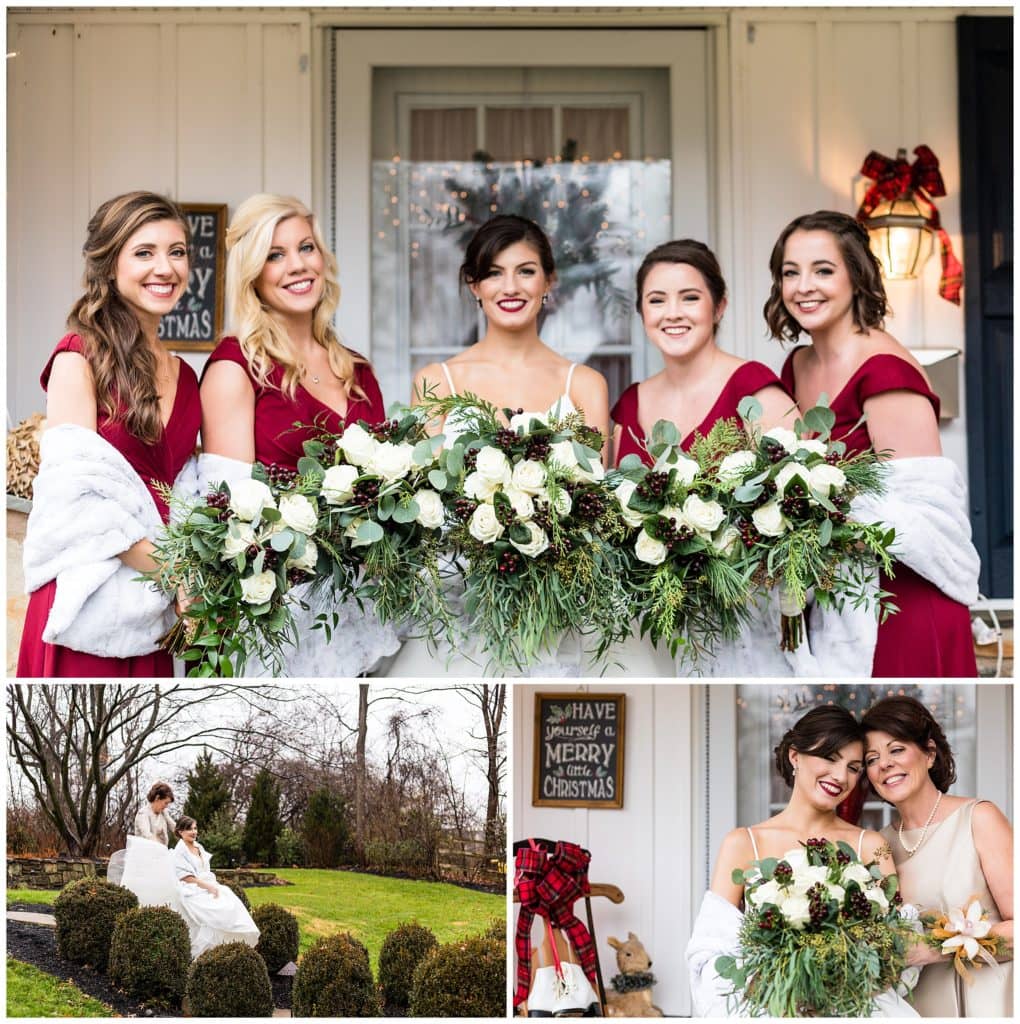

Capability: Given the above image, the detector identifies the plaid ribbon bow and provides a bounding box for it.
[514,839,597,1009]
[855,144,963,304]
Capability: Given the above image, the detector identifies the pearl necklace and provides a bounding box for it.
[898,790,943,856]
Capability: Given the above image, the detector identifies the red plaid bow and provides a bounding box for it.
[855,145,962,304]
[514,839,597,1009]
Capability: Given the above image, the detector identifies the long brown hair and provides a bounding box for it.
[68,191,191,444]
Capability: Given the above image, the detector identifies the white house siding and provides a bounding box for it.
[512,682,697,1016]
[7,8,979,470]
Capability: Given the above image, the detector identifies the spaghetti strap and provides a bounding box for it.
[564,362,578,397]
[746,827,760,861]
[857,829,866,857]
[439,361,457,396]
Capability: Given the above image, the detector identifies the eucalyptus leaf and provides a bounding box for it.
[428,468,448,489]
[738,395,763,424]
[818,517,834,546]
[270,528,294,552]
[356,520,385,544]
[412,438,435,466]
[392,500,420,524]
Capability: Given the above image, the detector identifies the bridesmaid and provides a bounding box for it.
[863,696,1012,1016]
[134,782,176,846]
[200,193,398,676]
[18,191,201,677]
[612,239,796,466]
[765,210,979,676]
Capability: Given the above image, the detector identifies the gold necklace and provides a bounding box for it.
[898,790,943,856]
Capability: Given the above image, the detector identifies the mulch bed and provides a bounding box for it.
[7,902,54,913]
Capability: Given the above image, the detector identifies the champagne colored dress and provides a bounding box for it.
[882,799,1012,1016]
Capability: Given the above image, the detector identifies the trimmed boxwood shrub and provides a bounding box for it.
[222,879,251,910]
[409,936,505,1018]
[292,932,380,1017]
[109,906,191,1010]
[185,941,273,1018]
[481,916,504,940]
[53,877,138,971]
[378,922,439,1010]
[252,902,299,973]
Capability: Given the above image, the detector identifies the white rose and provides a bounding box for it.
[752,501,789,537]
[809,463,847,496]
[339,422,379,467]
[781,848,808,871]
[468,503,504,544]
[550,488,572,518]
[287,539,318,572]
[764,426,800,454]
[512,459,547,494]
[549,440,578,472]
[369,441,415,484]
[510,521,549,558]
[240,570,277,605]
[711,525,742,558]
[780,893,812,930]
[509,410,548,433]
[659,505,684,525]
[717,450,758,488]
[775,463,813,497]
[475,445,511,484]
[344,518,372,548]
[614,480,644,529]
[504,487,535,520]
[681,494,725,537]
[221,522,256,560]
[412,489,445,529]
[797,438,828,457]
[749,879,784,908]
[671,454,701,486]
[322,464,359,504]
[824,882,846,904]
[278,493,319,535]
[790,864,831,895]
[572,457,605,484]
[634,528,667,565]
[842,863,873,887]
[228,478,275,522]
[464,471,502,501]
[864,887,889,912]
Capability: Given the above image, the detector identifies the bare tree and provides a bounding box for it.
[6,684,288,858]
[452,684,506,857]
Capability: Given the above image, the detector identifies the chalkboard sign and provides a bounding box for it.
[532,692,625,809]
[159,202,226,351]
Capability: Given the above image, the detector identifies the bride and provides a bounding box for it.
[685,705,917,1016]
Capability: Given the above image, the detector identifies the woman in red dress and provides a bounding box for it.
[612,239,796,465]
[200,193,397,676]
[18,191,201,677]
[765,210,978,676]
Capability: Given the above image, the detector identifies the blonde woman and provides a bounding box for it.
[199,193,399,675]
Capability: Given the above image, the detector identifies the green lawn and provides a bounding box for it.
[6,958,113,1018]
[6,889,56,907]
[245,868,504,969]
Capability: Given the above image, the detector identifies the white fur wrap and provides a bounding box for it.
[22,423,175,657]
[685,891,745,1016]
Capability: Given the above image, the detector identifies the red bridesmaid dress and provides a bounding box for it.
[781,350,977,677]
[17,334,202,678]
[203,336,386,472]
[612,360,790,465]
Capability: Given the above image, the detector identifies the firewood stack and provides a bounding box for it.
[7,413,45,500]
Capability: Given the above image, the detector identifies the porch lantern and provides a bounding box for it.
[862,192,934,280]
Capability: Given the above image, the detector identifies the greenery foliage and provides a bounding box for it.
[252,902,300,974]
[291,933,381,1017]
[276,826,305,867]
[108,906,191,1010]
[378,922,439,1009]
[302,788,350,868]
[199,809,245,868]
[182,751,231,827]
[408,935,506,1017]
[185,941,273,1018]
[242,769,283,865]
[53,877,138,971]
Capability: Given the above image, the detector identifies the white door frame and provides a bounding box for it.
[324,28,713,363]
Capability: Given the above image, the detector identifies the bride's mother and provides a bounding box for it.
[133,782,176,846]
[863,696,1012,1016]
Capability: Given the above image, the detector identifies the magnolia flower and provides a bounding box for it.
[510,520,549,558]
[339,422,379,467]
[511,459,547,494]
[278,493,318,535]
[634,529,667,566]
[240,570,276,605]
[475,445,512,484]
[322,464,359,504]
[752,500,789,537]
[775,462,813,497]
[781,893,812,930]
[228,478,275,522]
[287,540,318,572]
[221,522,256,560]
[468,503,504,544]
[809,463,847,496]
[681,494,725,537]
[344,518,373,548]
[369,441,415,483]
[942,901,993,960]
[717,450,758,488]
[412,488,445,529]
[614,479,645,529]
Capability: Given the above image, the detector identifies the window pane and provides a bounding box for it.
[410,108,477,162]
[562,106,630,159]
[484,107,554,162]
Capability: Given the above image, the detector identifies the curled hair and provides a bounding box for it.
[774,705,864,788]
[460,215,556,287]
[225,194,365,401]
[862,696,957,793]
[634,239,727,332]
[763,210,889,342]
[174,815,197,838]
[147,782,174,803]
[68,191,191,444]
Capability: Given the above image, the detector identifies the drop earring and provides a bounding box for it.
[476,297,483,309]
[542,294,549,306]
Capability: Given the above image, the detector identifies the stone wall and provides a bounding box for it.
[7,856,106,890]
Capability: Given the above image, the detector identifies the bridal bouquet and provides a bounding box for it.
[716,838,915,1016]
[150,474,315,676]
[611,417,754,659]
[922,899,1008,982]
[725,398,897,651]
[422,393,632,671]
